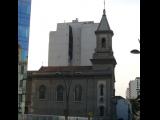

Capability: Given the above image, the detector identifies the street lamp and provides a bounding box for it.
[130,39,140,54]
[130,49,140,54]
[130,39,140,120]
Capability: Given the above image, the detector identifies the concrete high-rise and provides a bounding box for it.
[126,77,140,99]
[48,19,99,66]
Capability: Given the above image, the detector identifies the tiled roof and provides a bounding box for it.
[38,66,92,72]
[96,9,111,31]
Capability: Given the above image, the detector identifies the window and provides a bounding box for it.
[25,27,29,37]
[19,80,23,88]
[99,97,104,103]
[24,106,28,114]
[21,65,24,74]
[101,38,106,48]
[100,84,104,96]
[74,85,82,101]
[19,94,22,102]
[39,85,46,99]
[99,106,104,116]
[26,5,31,14]
[56,85,64,101]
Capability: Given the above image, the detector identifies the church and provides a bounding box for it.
[26,8,117,120]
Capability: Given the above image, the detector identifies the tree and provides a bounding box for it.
[64,78,72,120]
[87,112,93,120]
[63,70,73,120]
[129,96,140,120]
[55,72,72,120]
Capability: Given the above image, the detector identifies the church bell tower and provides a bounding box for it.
[90,5,117,120]
[90,8,116,70]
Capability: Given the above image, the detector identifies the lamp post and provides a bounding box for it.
[130,38,140,120]
[130,39,140,54]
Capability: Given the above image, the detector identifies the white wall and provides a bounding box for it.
[81,23,98,66]
[48,24,69,66]
[126,88,130,99]
[48,21,99,66]
[130,80,137,99]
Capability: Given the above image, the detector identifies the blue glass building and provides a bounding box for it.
[18,0,31,116]
[18,0,31,62]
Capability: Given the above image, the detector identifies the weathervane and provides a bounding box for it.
[103,0,106,15]
[104,0,105,10]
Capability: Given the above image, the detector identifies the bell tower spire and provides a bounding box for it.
[96,0,111,33]
[90,2,116,70]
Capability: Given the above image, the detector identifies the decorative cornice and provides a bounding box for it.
[95,30,114,35]
[90,58,117,65]
[27,70,112,79]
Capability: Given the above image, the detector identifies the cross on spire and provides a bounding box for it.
[104,0,105,10]
[103,0,106,15]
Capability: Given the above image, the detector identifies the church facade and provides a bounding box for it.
[26,9,117,120]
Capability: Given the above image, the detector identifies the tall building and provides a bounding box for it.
[18,0,31,117]
[26,8,117,120]
[48,19,99,66]
[18,44,22,62]
[18,0,31,61]
[126,88,130,99]
[126,77,140,99]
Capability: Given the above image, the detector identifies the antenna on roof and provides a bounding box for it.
[103,0,106,15]
[104,0,105,10]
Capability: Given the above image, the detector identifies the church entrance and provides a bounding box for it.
[99,106,104,116]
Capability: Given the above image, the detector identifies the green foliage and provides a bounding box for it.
[129,95,140,120]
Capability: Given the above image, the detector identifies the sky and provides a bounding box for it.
[28,0,140,98]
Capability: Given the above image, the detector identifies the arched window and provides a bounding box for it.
[56,85,64,101]
[100,84,104,96]
[102,38,106,48]
[75,85,82,101]
[99,106,104,116]
[39,85,46,99]
[99,97,104,103]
